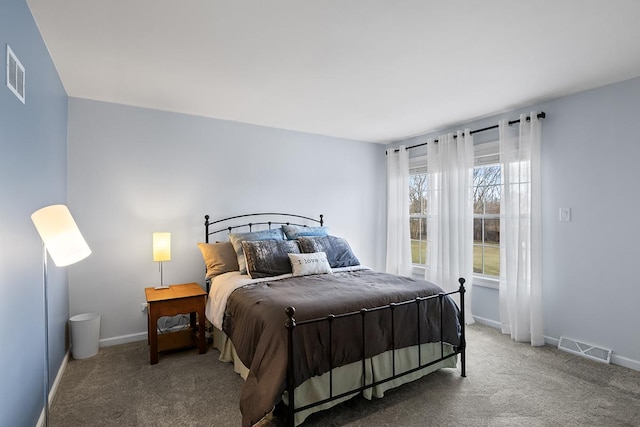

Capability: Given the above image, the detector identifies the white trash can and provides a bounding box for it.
[70,313,101,359]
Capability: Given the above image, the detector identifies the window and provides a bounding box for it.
[409,164,428,265]
[409,142,501,282]
[473,164,500,277]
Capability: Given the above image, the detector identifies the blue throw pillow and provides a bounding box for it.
[297,236,360,268]
[282,224,329,240]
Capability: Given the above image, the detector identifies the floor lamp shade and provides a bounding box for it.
[31,204,91,266]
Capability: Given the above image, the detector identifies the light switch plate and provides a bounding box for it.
[559,208,571,222]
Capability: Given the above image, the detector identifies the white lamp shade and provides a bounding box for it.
[31,204,91,267]
[153,232,171,262]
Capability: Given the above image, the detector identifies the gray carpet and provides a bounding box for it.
[50,323,640,426]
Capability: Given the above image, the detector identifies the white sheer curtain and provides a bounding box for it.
[499,113,544,345]
[386,145,412,276]
[425,131,474,323]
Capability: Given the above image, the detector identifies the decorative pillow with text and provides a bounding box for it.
[288,252,333,277]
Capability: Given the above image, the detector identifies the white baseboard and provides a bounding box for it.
[611,354,640,371]
[36,350,70,427]
[544,335,560,347]
[474,320,640,372]
[543,335,640,370]
[472,315,501,329]
[99,331,147,347]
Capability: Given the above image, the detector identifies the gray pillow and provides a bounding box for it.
[297,236,360,268]
[282,224,329,240]
[242,240,300,279]
[229,228,284,274]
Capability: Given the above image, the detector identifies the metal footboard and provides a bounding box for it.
[284,278,466,426]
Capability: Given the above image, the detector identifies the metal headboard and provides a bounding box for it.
[204,212,324,243]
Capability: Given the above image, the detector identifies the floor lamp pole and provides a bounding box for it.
[42,243,50,427]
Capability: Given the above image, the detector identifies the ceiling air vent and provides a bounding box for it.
[6,45,25,104]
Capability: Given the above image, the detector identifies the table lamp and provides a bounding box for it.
[153,232,171,289]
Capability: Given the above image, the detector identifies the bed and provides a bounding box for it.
[198,213,466,427]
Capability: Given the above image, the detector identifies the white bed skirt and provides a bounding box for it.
[212,327,458,426]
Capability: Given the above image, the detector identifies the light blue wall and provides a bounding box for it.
[0,0,70,425]
[67,98,386,345]
[390,76,640,369]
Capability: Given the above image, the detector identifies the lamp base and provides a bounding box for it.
[154,285,170,290]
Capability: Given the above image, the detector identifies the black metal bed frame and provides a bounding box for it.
[203,213,466,426]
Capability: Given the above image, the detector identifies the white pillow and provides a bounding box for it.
[288,252,333,277]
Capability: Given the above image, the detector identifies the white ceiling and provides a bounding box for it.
[27,0,640,143]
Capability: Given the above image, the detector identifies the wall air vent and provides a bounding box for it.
[6,45,25,104]
[558,336,611,364]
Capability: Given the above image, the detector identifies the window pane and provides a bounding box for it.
[485,184,501,214]
[473,244,483,274]
[482,245,500,276]
[473,163,501,277]
[411,237,427,264]
[410,217,427,264]
[474,243,500,275]
[473,198,484,215]
[409,173,428,215]
[473,165,501,215]
[484,218,500,245]
[410,171,428,266]
[473,218,482,243]
[410,217,426,241]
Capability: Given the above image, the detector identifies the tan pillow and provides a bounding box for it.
[197,242,239,279]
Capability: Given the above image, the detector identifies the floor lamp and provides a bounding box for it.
[31,204,91,427]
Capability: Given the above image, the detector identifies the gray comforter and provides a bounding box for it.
[222,269,462,427]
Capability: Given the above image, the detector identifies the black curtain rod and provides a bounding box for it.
[392,111,546,153]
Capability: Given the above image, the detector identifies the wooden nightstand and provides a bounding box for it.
[144,282,207,365]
